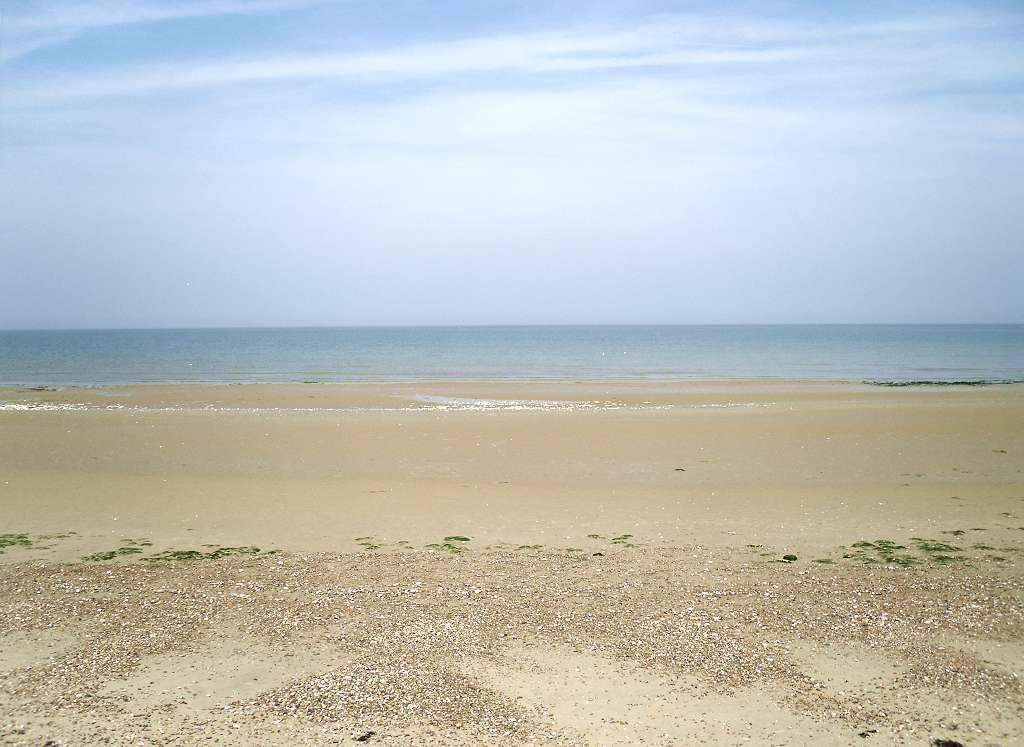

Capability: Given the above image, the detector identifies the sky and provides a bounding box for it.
[1,1,1023,328]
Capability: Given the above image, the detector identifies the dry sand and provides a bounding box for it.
[1,381,1023,745]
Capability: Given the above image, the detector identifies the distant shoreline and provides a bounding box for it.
[4,376,1024,390]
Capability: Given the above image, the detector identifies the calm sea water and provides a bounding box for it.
[0,325,1022,386]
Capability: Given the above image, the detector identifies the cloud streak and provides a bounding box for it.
[6,9,1022,109]
[0,0,333,63]
[2,2,1022,327]
[6,6,1021,166]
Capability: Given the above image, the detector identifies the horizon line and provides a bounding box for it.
[3,322,1023,333]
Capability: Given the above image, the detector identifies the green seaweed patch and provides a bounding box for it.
[842,539,920,566]
[143,546,270,562]
[426,543,462,554]
[148,549,204,561]
[83,546,144,561]
[0,533,33,553]
[422,535,472,553]
[487,541,547,552]
[863,379,1024,387]
[353,536,414,551]
[2,531,79,553]
[32,531,78,550]
[813,558,835,564]
[909,537,968,564]
[910,538,962,553]
[425,539,470,554]
[355,535,384,550]
[609,534,640,548]
[581,533,642,548]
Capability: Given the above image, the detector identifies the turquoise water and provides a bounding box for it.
[0,325,1022,386]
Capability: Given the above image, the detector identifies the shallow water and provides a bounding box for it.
[1,324,1022,385]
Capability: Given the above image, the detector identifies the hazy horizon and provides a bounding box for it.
[3,324,1022,385]
[3,322,1024,333]
[3,1,1023,329]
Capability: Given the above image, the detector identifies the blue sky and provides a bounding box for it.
[2,0,1023,327]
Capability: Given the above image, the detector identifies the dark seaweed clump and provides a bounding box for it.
[144,546,271,562]
[425,536,472,554]
[0,534,34,553]
[83,546,145,561]
[864,379,1023,387]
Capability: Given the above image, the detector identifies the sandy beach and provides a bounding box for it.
[2,380,1023,745]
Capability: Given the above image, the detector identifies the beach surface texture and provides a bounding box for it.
[2,381,1023,745]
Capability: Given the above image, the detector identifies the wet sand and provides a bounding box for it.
[1,381,1023,745]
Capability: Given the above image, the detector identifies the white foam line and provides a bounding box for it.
[0,401,775,413]
[0,402,128,411]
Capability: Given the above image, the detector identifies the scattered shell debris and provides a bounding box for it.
[1,548,1021,745]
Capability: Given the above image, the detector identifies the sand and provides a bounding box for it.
[1,380,1023,745]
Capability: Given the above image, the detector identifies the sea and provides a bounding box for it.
[0,325,1022,386]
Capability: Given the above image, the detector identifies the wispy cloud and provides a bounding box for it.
[0,0,331,63]
[5,8,1022,111]
[2,3,1023,327]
